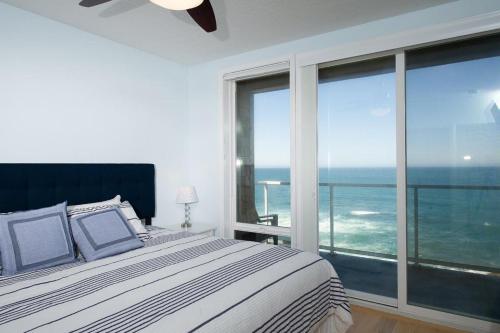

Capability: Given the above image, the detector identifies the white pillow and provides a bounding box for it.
[67,195,121,218]
[119,201,151,241]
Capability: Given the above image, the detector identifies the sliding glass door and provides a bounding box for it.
[225,29,500,330]
[406,34,500,322]
[317,56,397,302]
[313,33,499,323]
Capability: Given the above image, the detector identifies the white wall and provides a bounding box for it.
[0,2,189,225]
[185,0,500,228]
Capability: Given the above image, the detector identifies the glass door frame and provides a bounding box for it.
[294,15,500,333]
[315,50,400,307]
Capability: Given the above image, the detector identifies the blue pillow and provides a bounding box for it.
[70,208,143,262]
[0,202,76,276]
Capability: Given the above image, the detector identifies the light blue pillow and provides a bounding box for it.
[70,207,143,262]
[0,202,76,276]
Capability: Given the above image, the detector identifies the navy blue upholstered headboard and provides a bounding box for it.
[0,164,155,224]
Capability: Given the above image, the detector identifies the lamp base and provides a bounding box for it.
[181,222,192,229]
[181,203,192,229]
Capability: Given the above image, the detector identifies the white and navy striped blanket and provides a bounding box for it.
[0,229,352,333]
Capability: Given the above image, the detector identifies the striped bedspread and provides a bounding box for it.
[0,229,352,333]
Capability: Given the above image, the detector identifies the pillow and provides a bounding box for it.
[0,202,76,276]
[69,198,150,242]
[70,207,143,262]
[0,213,10,274]
[67,195,121,218]
[119,201,151,241]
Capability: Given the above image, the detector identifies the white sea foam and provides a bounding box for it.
[350,210,380,216]
[318,216,397,254]
[318,216,394,234]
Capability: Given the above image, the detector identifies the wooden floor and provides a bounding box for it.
[347,305,469,333]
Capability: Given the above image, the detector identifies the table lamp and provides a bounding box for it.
[176,186,198,228]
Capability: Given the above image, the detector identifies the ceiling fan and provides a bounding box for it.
[78,0,217,33]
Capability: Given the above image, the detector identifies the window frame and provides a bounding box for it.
[222,57,297,246]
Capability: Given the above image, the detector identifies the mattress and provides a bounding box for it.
[0,228,352,333]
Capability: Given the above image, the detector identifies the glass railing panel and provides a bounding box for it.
[318,182,397,258]
[254,169,291,228]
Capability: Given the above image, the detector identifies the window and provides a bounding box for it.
[233,71,291,241]
[406,34,500,322]
[318,57,397,301]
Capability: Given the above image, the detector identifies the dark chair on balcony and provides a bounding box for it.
[236,164,280,245]
[257,213,278,227]
[256,213,279,245]
[238,208,279,245]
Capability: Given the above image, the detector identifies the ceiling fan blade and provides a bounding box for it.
[79,0,113,7]
[186,0,217,33]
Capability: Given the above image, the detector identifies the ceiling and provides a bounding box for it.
[1,0,454,64]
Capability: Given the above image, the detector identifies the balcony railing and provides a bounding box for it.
[257,180,500,274]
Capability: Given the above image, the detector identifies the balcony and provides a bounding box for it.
[257,180,500,322]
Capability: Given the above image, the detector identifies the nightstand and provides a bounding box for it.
[164,223,217,237]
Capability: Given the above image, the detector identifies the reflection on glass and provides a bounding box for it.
[318,56,397,299]
[406,34,500,322]
[236,73,291,228]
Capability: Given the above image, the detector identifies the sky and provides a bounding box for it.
[253,89,290,168]
[249,55,500,168]
[406,56,500,167]
[317,71,396,168]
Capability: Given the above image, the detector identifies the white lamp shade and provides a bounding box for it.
[176,186,199,204]
[150,0,203,10]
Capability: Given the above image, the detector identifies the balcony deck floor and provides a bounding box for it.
[320,251,398,298]
[321,252,500,323]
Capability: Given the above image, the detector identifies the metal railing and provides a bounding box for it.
[257,180,500,273]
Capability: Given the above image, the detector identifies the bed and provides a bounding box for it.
[0,164,352,333]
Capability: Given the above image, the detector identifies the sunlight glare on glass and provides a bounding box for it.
[236,159,242,167]
[463,155,472,161]
[493,90,500,108]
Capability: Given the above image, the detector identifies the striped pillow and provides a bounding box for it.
[118,201,151,242]
[0,213,9,275]
[66,195,121,218]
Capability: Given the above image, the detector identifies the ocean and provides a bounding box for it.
[253,167,500,269]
